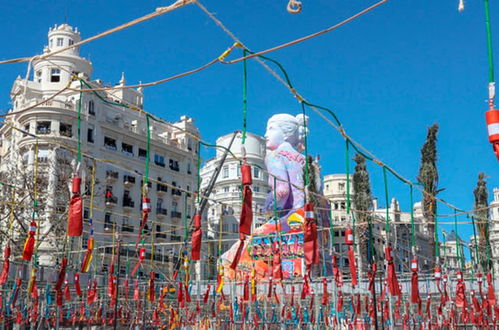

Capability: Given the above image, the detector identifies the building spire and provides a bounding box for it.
[120,72,126,85]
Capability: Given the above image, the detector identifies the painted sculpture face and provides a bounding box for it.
[264,120,286,151]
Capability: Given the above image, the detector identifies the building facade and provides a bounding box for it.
[441,230,466,273]
[0,24,199,275]
[323,173,434,276]
[199,132,269,279]
[488,187,499,275]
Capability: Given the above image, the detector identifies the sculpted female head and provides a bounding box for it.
[265,113,309,151]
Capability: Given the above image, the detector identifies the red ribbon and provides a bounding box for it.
[230,234,246,270]
[455,281,467,308]
[0,244,11,285]
[332,255,343,287]
[191,214,202,260]
[131,247,146,277]
[64,277,71,301]
[272,241,283,280]
[385,247,401,296]
[411,271,421,304]
[68,194,83,237]
[303,203,319,272]
[337,290,343,312]
[177,282,184,307]
[301,275,310,299]
[348,245,357,287]
[148,271,155,302]
[487,273,496,306]
[55,258,68,291]
[22,221,37,261]
[321,278,329,306]
[74,273,82,296]
[133,279,140,301]
[87,280,97,304]
[239,185,253,235]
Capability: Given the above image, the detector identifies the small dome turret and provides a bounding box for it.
[47,24,81,56]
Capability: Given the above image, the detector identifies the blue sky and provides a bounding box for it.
[0,0,497,257]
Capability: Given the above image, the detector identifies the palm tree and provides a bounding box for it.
[417,124,439,269]
[473,172,491,272]
[352,153,374,273]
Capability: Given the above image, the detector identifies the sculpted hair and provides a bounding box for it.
[268,113,309,151]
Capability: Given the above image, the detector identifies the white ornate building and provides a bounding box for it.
[489,188,499,275]
[0,24,200,275]
[199,132,269,279]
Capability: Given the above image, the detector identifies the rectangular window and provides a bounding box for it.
[138,148,147,159]
[187,163,191,174]
[56,38,63,46]
[157,177,167,192]
[59,123,72,137]
[169,159,180,171]
[104,213,113,230]
[68,39,74,46]
[87,128,94,143]
[88,101,95,115]
[50,68,60,83]
[121,142,134,156]
[154,154,165,167]
[122,216,133,232]
[254,186,260,192]
[222,166,229,178]
[253,167,260,178]
[36,121,51,134]
[223,186,229,193]
[104,136,117,150]
[338,182,345,191]
[83,207,90,219]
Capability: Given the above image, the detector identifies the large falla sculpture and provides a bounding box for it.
[221,113,328,279]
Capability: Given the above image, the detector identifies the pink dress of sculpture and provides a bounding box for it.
[221,114,309,279]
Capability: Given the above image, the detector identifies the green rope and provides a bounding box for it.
[442,232,448,270]
[454,210,464,271]
[485,0,495,84]
[470,216,480,271]
[382,167,390,234]
[196,141,201,205]
[410,185,415,248]
[145,115,150,184]
[345,139,351,214]
[301,102,309,190]
[242,49,248,144]
[273,177,278,220]
[435,215,440,258]
[77,80,83,163]
[183,193,188,242]
[329,206,335,250]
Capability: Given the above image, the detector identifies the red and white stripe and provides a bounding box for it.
[142,198,151,213]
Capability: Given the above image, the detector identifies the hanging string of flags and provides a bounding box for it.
[0,0,495,327]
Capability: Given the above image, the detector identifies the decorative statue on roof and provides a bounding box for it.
[221,113,325,279]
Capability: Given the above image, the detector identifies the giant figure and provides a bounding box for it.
[221,113,320,279]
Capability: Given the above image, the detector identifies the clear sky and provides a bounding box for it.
[0,0,497,258]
